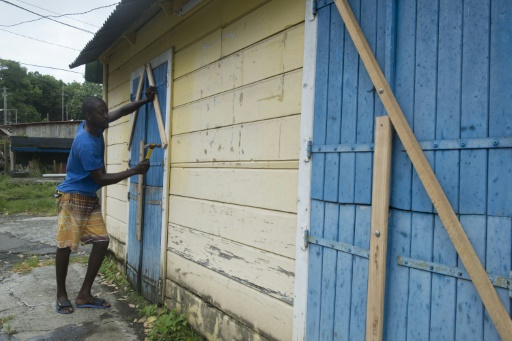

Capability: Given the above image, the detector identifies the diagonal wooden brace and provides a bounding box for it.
[128,68,146,150]
[333,0,512,339]
[145,63,168,149]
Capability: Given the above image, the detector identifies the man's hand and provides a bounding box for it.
[133,160,150,175]
[145,86,157,102]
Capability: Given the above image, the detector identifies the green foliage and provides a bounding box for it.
[0,315,15,335]
[0,175,57,215]
[0,59,103,123]
[145,307,201,341]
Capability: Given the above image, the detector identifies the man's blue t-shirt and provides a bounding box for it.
[57,121,105,196]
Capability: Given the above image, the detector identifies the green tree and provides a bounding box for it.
[65,81,103,120]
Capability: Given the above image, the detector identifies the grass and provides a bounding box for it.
[11,255,89,274]
[0,315,15,335]
[0,175,57,216]
[99,257,202,341]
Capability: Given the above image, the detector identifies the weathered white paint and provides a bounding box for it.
[168,224,295,304]
[169,195,296,258]
[171,114,300,163]
[170,167,298,213]
[293,1,317,340]
[168,253,294,341]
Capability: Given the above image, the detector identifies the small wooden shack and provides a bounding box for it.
[70,0,511,340]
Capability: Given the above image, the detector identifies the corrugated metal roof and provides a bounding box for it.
[69,0,157,69]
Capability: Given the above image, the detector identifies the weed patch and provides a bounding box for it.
[99,257,202,341]
[0,315,15,335]
[11,255,88,274]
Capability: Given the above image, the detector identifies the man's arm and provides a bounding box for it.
[108,86,157,123]
[90,160,150,187]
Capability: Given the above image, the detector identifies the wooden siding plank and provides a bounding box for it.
[167,254,293,341]
[168,224,295,304]
[323,6,344,204]
[384,209,411,341]
[455,215,486,340]
[430,215,457,340]
[171,115,300,163]
[173,24,303,108]
[484,216,512,339]
[459,0,489,215]
[106,184,129,202]
[319,203,339,340]
[172,70,302,135]
[311,6,330,201]
[411,0,438,213]
[106,143,129,165]
[488,0,512,217]
[338,0,360,204]
[390,0,415,211]
[106,214,127,242]
[168,196,296,259]
[349,204,371,340]
[241,24,304,86]
[333,204,356,340]
[169,168,298,213]
[435,0,462,214]
[174,30,222,79]
[354,0,377,205]
[407,212,434,340]
[105,195,128,225]
[221,0,305,57]
[170,161,298,169]
[306,199,325,341]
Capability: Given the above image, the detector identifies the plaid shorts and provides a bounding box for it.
[56,191,109,251]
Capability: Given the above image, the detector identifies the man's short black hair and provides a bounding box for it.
[82,97,104,117]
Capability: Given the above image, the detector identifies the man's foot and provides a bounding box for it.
[55,299,74,314]
[75,297,111,309]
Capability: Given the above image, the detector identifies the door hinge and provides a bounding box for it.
[302,229,309,251]
[312,0,318,16]
[305,139,312,161]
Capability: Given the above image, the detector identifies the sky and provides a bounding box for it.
[0,0,119,84]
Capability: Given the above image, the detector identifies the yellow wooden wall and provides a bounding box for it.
[103,1,305,339]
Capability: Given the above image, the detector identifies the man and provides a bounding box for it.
[54,87,156,314]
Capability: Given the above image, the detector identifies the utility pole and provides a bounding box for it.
[61,86,65,121]
[2,87,7,125]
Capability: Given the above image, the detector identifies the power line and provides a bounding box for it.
[0,28,80,51]
[19,62,84,74]
[0,0,94,34]
[1,2,119,28]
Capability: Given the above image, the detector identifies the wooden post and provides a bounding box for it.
[334,0,512,339]
[145,63,168,149]
[366,116,393,341]
[136,140,144,241]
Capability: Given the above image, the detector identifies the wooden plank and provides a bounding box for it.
[323,5,344,204]
[366,116,392,341]
[389,0,415,211]
[310,6,331,201]
[333,1,512,338]
[168,196,296,259]
[105,214,127,242]
[488,0,512,217]
[170,168,298,213]
[305,199,325,341]
[168,253,293,341]
[128,71,144,150]
[137,140,144,241]
[354,0,377,205]
[171,115,300,163]
[333,203,356,340]
[407,212,434,340]
[172,70,302,135]
[430,215,457,339]
[105,195,128,224]
[170,161,298,169]
[459,0,489,216]
[484,216,512,339]
[319,203,339,339]
[168,224,295,304]
[145,64,168,149]
[174,30,222,79]
[384,209,411,341]
[106,143,129,165]
[350,205,370,340]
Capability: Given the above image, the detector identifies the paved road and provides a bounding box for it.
[0,214,144,340]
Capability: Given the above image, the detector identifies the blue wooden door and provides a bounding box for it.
[306,0,511,340]
[127,62,167,304]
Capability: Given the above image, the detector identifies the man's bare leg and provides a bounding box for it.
[75,241,111,308]
[56,247,73,313]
